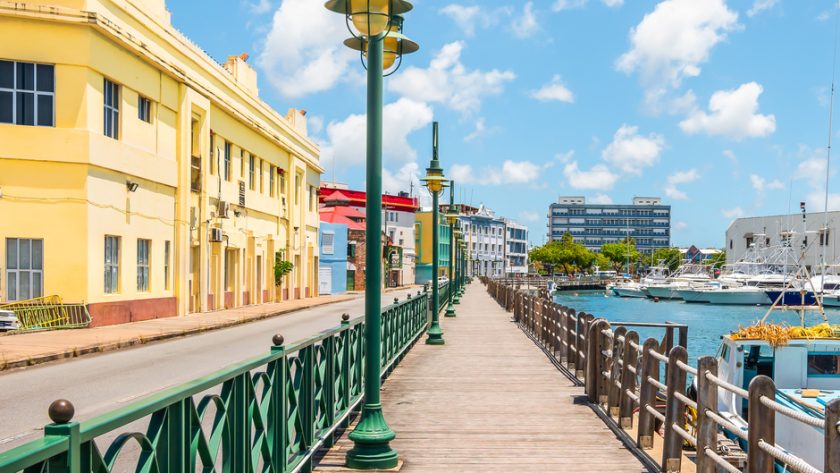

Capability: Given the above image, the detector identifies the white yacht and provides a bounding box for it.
[612,282,647,298]
[643,263,712,300]
[613,266,669,298]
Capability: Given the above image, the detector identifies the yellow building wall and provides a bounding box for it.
[0,0,322,324]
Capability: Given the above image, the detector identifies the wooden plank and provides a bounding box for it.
[316,284,648,472]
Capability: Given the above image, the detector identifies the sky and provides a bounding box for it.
[167,0,840,248]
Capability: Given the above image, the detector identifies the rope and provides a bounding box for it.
[703,447,743,473]
[613,379,622,389]
[673,391,698,410]
[647,376,667,392]
[676,360,698,376]
[628,341,641,351]
[617,335,625,343]
[704,410,748,441]
[759,396,823,428]
[625,391,640,403]
[601,328,614,337]
[757,440,820,473]
[705,372,749,399]
[671,424,697,446]
[649,350,668,363]
[645,404,666,422]
[627,365,637,374]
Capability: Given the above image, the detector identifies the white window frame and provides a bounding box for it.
[5,238,44,301]
[322,232,335,255]
[103,78,119,139]
[137,239,151,292]
[104,235,120,294]
[0,60,55,127]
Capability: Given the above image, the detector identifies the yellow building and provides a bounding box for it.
[0,0,323,325]
[414,211,451,284]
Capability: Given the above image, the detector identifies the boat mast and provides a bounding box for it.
[822,17,838,285]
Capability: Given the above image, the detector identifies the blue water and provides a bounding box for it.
[552,291,840,365]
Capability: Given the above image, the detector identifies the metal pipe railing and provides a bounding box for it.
[482,277,840,473]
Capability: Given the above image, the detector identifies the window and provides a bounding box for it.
[137,96,151,123]
[295,175,301,205]
[259,159,264,193]
[249,154,255,190]
[322,232,335,254]
[137,239,150,292]
[5,238,43,301]
[808,354,840,376]
[348,242,357,258]
[268,165,277,197]
[309,185,316,211]
[223,142,231,181]
[0,61,54,127]
[103,78,119,139]
[104,236,120,293]
[209,134,216,175]
[164,240,171,290]
[280,173,286,194]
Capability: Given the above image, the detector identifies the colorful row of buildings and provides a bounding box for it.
[0,0,529,324]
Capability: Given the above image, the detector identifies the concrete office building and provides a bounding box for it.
[505,220,529,275]
[547,196,671,254]
[725,211,840,271]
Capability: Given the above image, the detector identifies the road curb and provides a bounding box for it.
[0,295,359,372]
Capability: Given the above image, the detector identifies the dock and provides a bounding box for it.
[316,284,648,472]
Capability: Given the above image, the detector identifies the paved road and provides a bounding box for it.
[0,288,419,452]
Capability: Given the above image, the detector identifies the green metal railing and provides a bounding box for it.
[0,295,91,331]
[0,291,430,473]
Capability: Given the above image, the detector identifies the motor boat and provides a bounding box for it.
[713,328,840,470]
[612,282,647,298]
[643,263,712,301]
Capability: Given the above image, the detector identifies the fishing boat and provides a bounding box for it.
[611,282,647,298]
[643,263,713,300]
[714,325,840,470]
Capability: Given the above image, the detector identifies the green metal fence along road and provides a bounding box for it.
[0,291,430,473]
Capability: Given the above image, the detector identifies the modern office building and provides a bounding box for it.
[0,0,323,325]
[547,197,671,253]
[505,220,529,275]
[725,211,840,271]
[461,204,507,278]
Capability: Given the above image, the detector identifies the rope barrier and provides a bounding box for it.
[757,440,820,473]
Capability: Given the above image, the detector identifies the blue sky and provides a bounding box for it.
[168,0,840,248]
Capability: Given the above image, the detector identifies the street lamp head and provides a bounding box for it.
[343,16,419,73]
[325,0,413,38]
[421,167,448,194]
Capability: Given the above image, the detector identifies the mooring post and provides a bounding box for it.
[619,331,639,428]
[696,356,718,473]
[586,319,608,403]
[637,338,660,450]
[608,326,627,417]
[748,375,776,473]
[662,345,688,472]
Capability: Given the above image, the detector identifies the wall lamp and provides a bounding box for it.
[126,181,139,192]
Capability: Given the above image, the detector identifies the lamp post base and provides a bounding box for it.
[444,304,456,317]
[425,322,445,345]
[346,404,399,469]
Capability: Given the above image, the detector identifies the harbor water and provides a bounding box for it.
[553,290,840,365]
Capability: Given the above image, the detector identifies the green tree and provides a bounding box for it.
[600,237,641,273]
[528,233,596,277]
[274,251,294,286]
[707,250,726,269]
[643,247,683,272]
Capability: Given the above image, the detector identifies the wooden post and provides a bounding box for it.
[608,326,628,417]
[637,338,660,449]
[586,319,609,403]
[576,312,588,379]
[596,322,611,405]
[565,308,576,370]
[619,331,639,428]
[662,345,688,472]
[748,375,775,473]
[696,356,718,473]
[827,398,840,473]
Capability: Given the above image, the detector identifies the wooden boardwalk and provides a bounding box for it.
[316,284,648,472]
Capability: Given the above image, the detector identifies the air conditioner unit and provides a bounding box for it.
[218,201,230,219]
[209,227,224,242]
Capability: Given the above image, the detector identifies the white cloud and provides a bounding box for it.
[723,149,737,164]
[519,210,541,222]
[512,2,539,38]
[616,0,739,89]
[383,162,422,196]
[553,0,587,11]
[590,193,614,204]
[722,207,745,219]
[750,174,784,192]
[530,75,575,103]
[450,160,543,185]
[603,0,624,6]
[563,161,620,190]
[389,41,516,115]
[319,98,433,171]
[674,221,688,231]
[439,4,513,37]
[307,115,324,136]
[465,118,488,142]
[258,0,354,98]
[747,0,779,17]
[248,0,272,15]
[679,82,776,140]
[601,125,666,175]
[664,169,700,200]
[555,150,576,163]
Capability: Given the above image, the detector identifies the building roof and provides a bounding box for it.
[320,206,365,230]
[319,186,420,212]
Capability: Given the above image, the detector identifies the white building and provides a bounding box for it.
[461,204,507,278]
[505,220,529,275]
[725,211,840,271]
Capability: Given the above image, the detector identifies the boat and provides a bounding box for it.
[703,284,772,305]
[643,263,712,300]
[612,282,647,298]
[714,326,840,470]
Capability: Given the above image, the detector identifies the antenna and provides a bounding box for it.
[822,12,839,280]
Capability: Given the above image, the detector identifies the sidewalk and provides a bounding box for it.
[0,285,418,371]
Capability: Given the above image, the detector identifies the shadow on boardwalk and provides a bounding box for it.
[316,284,650,472]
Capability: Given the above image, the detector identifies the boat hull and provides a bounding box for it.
[674,289,711,303]
[765,290,817,306]
[644,285,683,300]
[704,290,771,305]
[822,294,840,307]
[613,287,646,298]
